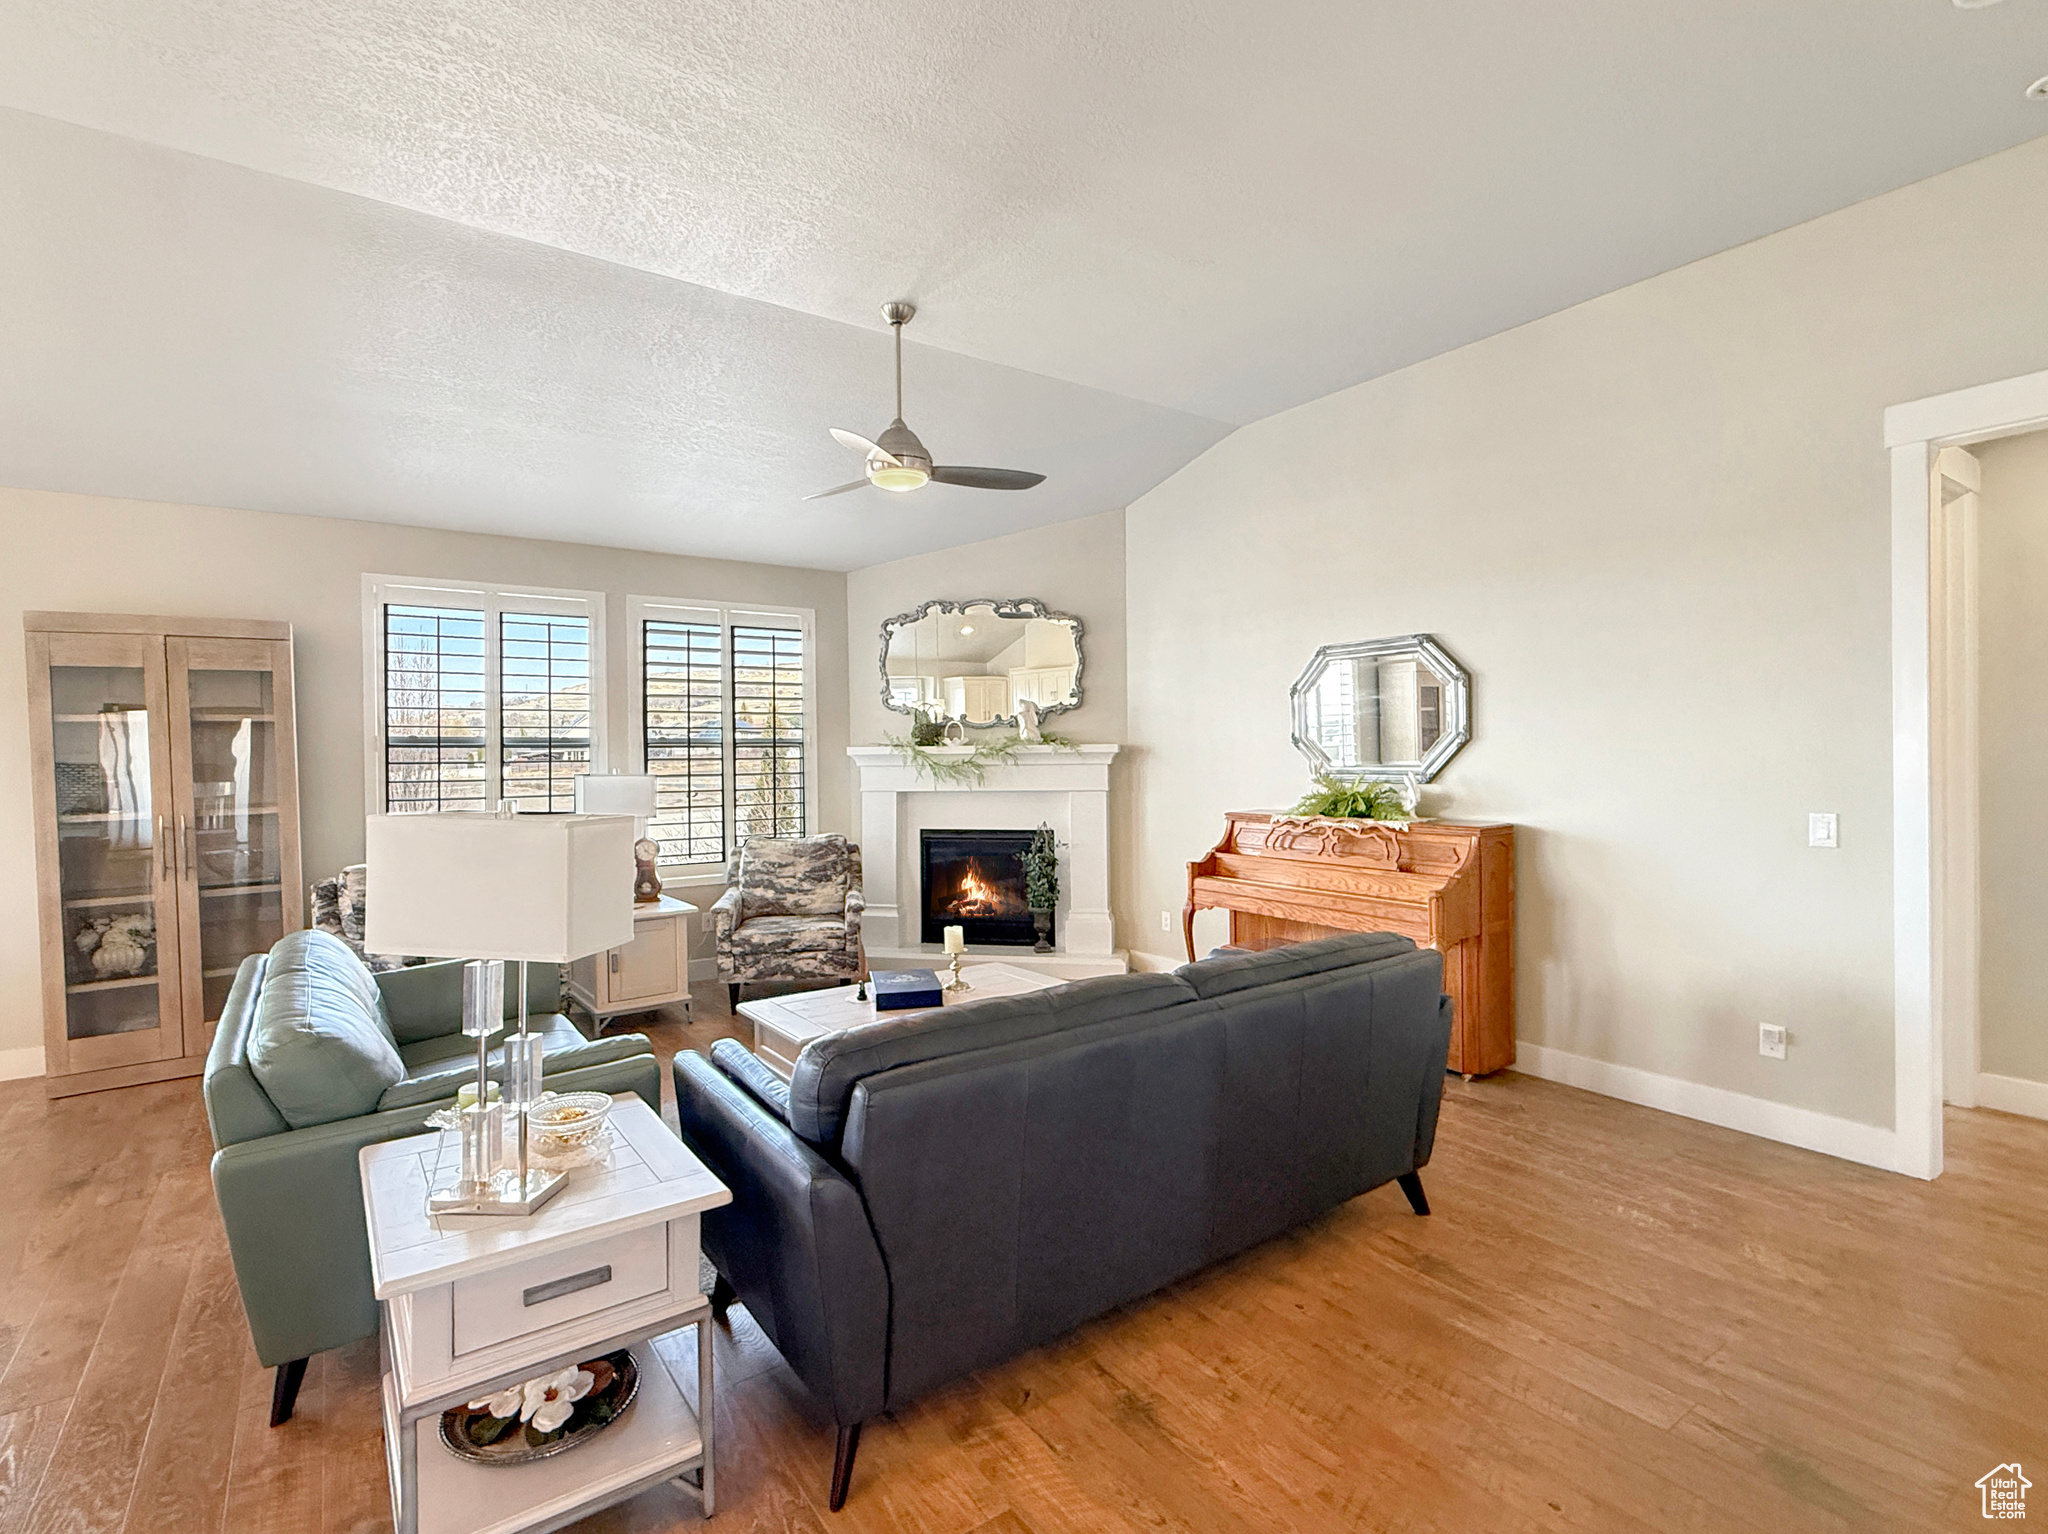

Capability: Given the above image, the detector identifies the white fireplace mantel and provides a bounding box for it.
[848,744,1126,977]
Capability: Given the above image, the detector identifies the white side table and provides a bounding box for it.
[566,895,698,1032]
[360,1095,732,1534]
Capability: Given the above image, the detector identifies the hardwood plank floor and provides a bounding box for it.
[2,981,2043,1533]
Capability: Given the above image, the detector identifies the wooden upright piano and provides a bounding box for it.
[1184,812,1514,1075]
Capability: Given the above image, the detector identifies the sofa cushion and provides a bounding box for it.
[731,915,850,954]
[376,1017,649,1112]
[737,835,852,919]
[245,929,406,1129]
[1174,931,1417,999]
[787,970,1198,1144]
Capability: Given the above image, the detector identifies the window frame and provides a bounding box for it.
[361,575,608,817]
[627,595,817,880]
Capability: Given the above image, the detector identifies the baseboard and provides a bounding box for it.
[1513,1041,1899,1172]
[688,957,718,983]
[0,1046,46,1082]
[1127,949,1184,974]
[1974,1072,2048,1122]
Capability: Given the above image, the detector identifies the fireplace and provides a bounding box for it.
[919,829,1043,947]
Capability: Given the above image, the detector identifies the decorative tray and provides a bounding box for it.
[438,1350,639,1465]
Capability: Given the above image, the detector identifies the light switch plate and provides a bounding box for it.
[1808,812,1839,849]
[1759,1024,1788,1060]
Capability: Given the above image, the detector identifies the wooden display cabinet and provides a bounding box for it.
[25,612,303,1096]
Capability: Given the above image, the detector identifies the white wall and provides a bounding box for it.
[1124,132,2048,1136]
[1974,428,2048,1091]
[845,508,1131,935]
[0,486,850,1067]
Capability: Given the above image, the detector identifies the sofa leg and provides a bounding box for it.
[710,1272,737,1321]
[1396,1171,1431,1217]
[828,1421,863,1511]
[727,982,741,1013]
[269,1357,309,1427]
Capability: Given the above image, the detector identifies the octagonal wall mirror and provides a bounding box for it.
[881,599,1084,727]
[1291,633,1471,782]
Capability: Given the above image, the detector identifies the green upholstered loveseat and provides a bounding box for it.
[203,929,660,1424]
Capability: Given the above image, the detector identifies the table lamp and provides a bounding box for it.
[574,772,662,903]
[366,805,635,1215]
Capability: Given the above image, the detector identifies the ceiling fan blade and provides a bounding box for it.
[830,428,902,467]
[803,479,872,500]
[929,466,1046,491]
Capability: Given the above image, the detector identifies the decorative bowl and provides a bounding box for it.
[527,1091,612,1151]
[438,1351,638,1465]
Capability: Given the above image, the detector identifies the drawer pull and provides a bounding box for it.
[523,1265,612,1307]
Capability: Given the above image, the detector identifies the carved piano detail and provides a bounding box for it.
[1185,812,1514,1076]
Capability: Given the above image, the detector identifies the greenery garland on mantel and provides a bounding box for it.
[881,729,1082,786]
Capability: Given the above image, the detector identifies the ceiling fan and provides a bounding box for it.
[805,302,1047,500]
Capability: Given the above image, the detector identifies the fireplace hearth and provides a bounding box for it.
[920,829,1043,947]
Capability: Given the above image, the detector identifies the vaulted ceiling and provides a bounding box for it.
[1,1,2043,569]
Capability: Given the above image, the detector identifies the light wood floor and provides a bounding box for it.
[3,983,2044,1534]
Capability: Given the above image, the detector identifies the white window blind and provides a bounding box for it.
[366,579,605,816]
[632,599,813,868]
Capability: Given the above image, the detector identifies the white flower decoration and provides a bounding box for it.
[466,1384,525,1420]
[520,1367,595,1434]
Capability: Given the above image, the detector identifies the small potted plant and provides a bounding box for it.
[1289,771,1411,821]
[1023,824,1059,953]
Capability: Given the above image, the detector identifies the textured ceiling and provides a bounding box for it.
[0,109,1228,570]
[1,1,2045,565]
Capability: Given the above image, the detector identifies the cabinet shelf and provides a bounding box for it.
[63,891,156,910]
[66,973,159,994]
[190,713,276,723]
[52,712,145,723]
[56,811,150,824]
[199,882,282,898]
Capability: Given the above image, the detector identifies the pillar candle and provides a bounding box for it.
[944,924,965,955]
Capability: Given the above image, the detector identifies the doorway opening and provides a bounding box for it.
[1887,367,2048,1179]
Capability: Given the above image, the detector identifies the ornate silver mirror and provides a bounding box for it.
[881,599,1084,727]
[1290,633,1470,782]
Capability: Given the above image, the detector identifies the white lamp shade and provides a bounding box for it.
[364,812,636,962]
[573,773,659,820]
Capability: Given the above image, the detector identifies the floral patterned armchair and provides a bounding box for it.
[308,864,425,972]
[710,835,865,1009]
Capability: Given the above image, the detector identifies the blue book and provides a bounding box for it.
[871,968,943,1011]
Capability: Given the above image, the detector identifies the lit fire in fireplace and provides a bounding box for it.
[941,857,1025,919]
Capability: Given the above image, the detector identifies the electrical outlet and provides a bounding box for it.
[1808,812,1839,848]
[1759,1024,1788,1060]
[1160,910,1173,932]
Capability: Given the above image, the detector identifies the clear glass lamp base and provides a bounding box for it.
[427,1163,568,1217]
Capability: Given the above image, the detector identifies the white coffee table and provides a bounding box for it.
[740,962,1068,1081]
[360,1095,732,1534]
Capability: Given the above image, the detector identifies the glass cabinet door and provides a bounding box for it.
[167,638,302,1056]
[33,632,182,1071]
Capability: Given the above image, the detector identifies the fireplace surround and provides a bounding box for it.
[847,743,1125,977]
[920,829,1042,947]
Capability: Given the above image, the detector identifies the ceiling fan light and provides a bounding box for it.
[871,464,930,492]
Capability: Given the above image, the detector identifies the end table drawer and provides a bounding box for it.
[452,1225,669,1355]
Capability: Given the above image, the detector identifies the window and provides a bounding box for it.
[366,578,605,815]
[632,599,813,869]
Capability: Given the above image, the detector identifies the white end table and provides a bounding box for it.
[566,895,699,1032]
[739,961,1067,1081]
[360,1095,732,1534]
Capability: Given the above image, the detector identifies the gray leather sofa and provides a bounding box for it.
[204,929,661,1426]
[673,931,1451,1509]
